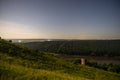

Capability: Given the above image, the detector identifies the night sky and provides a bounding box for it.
[0,0,120,39]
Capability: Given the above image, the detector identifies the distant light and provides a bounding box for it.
[18,40,22,43]
[47,39,51,41]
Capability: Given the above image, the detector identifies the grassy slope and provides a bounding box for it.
[0,39,120,80]
[0,60,89,80]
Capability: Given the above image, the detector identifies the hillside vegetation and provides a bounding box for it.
[23,40,120,56]
[0,39,120,80]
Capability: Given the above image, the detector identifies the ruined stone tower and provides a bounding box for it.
[81,58,86,65]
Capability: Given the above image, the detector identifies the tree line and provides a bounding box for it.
[23,40,120,57]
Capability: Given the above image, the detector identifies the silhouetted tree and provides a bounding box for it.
[9,40,12,43]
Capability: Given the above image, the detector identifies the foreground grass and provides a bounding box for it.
[0,61,89,80]
[0,52,120,80]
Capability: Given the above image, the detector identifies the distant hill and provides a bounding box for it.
[0,39,120,80]
[23,40,120,56]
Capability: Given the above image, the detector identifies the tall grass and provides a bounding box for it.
[0,61,89,80]
[0,52,120,80]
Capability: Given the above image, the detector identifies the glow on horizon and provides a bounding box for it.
[0,20,119,39]
[0,21,47,39]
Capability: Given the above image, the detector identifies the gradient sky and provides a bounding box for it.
[0,0,120,39]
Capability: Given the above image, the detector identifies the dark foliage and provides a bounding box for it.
[86,62,120,73]
[23,40,120,56]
